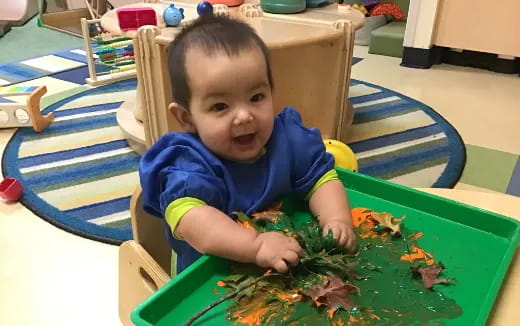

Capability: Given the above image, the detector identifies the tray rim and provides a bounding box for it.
[131,168,520,326]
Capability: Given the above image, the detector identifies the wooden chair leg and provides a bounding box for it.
[26,85,54,133]
[119,241,170,326]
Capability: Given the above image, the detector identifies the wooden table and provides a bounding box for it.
[99,0,365,153]
[419,189,520,325]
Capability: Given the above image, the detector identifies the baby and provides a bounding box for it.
[139,14,357,274]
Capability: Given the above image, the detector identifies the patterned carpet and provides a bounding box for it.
[0,48,88,86]
[1,50,465,244]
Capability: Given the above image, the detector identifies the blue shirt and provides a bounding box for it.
[139,107,334,272]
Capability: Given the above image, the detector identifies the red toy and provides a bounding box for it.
[369,3,405,20]
[116,8,157,31]
[0,177,23,201]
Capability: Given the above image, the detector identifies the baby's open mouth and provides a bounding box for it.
[233,133,256,146]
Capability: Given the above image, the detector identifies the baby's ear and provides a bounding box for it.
[169,103,196,133]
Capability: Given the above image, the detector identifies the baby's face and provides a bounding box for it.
[184,45,274,161]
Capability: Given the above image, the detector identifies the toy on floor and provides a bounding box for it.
[260,0,306,14]
[0,85,53,133]
[352,3,368,15]
[369,2,405,20]
[350,1,405,20]
[81,18,137,86]
[0,177,23,202]
[208,0,245,7]
[197,1,214,16]
[324,139,358,172]
[117,8,157,31]
[163,4,185,27]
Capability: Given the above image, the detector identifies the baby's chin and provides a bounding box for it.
[217,145,265,162]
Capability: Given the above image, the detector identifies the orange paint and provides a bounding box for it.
[400,246,435,265]
[410,232,424,240]
[276,291,302,304]
[349,314,358,322]
[237,220,255,230]
[232,307,270,326]
[351,207,372,227]
[327,308,336,318]
[252,203,284,222]
[216,280,226,287]
[370,313,381,320]
[336,320,345,326]
[312,297,325,307]
[352,207,393,240]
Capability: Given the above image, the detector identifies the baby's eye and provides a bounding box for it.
[251,93,265,103]
[210,103,228,112]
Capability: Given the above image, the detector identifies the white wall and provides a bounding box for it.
[403,0,441,49]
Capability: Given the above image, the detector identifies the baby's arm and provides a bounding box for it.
[175,206,303,272]
[309,179,358,253]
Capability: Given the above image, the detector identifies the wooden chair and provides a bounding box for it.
[119,187,171,326]
[134,13,357,147]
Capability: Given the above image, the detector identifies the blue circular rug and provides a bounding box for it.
[2,78,465,245]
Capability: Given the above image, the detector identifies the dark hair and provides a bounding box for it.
[167,14,273,110]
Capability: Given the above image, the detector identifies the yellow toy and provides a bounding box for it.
[352,3,368,16]
[324,139,358,172]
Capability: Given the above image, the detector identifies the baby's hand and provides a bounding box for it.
[322,219,358,254]
[254,232,304,273]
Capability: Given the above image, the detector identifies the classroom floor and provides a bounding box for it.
[1,19,519,326]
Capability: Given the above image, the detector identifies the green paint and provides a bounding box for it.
[219,212,462,325]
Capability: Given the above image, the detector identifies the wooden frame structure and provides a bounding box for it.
[38,0,110,36]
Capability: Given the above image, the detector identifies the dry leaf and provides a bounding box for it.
[302,275,358,315]
[416,264,453,289]
[251,202,284,222]
[369,212,404,235]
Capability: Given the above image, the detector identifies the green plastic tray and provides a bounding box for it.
[131,169,520,326]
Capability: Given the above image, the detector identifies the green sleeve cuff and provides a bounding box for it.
[165,197,207,239]
[305,169,339,200]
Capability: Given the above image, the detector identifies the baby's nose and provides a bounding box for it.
[233,108,253,125]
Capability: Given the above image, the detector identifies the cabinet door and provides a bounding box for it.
[434,0,520,57]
